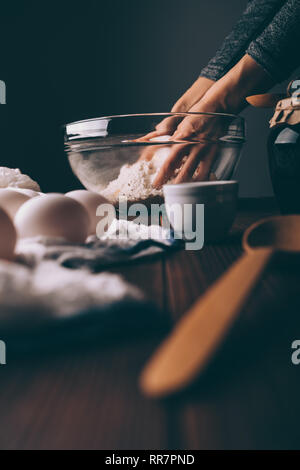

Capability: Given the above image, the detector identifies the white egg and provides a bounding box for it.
[7,187,41,198]
[0,207,17,260]
[38,192,64,199]
[65,190,109,235]
[15,194,90,243]
[0,188,30,219]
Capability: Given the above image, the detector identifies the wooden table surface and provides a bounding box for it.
[1,207,300,450]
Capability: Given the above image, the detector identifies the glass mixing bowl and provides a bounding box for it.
[64,113,245,202]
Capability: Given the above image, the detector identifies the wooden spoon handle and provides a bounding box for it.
[246,93,285,108]
[140,248,273,397]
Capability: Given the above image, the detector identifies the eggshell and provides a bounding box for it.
[0,188,30,219]
[0,207,17,260]
[8,188,41,198]
[65,190,109,234]
[15,194,90,243]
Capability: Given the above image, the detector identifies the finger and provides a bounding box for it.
[173,114,211,141]
[156,115,182,134]
[135,131,173,143]
[136,116,184,142]
[173,109,227,143]
[138,144,165,161]
[194,146,219,181]
[153,144,191,188]
[135,131,163,142]
[174,144,207,183]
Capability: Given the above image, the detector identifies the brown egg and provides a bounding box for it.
[15,194,90,243]
[0,207,17,260]
[0,188,30,219]
[65,190,109,235]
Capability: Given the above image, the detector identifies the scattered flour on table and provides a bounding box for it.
[0,167,41,191]
[101,146,172,204]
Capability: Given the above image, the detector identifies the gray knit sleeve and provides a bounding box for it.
[247,0,300,82]
[200,0,285,81]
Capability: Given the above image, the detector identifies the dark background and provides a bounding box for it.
[0,0,287,195]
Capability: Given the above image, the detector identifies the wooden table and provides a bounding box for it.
[1,207,300,450]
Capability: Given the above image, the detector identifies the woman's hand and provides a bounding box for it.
[138,76,215,144]
[139,54,274,188]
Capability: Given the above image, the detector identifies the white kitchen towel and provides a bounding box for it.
[0,219,174,344]
[16,219,179,270]
[0,259,143,329]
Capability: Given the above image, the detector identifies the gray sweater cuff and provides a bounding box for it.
[246,0,300,83]
[246,43,281,82]
[199,0,285,82]
[199,67,220,82]
[200,0,300,84]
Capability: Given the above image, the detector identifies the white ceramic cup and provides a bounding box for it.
[163,181,238,243]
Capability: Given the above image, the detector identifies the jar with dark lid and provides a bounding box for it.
[247,79,300,214]
[268,80,300,214]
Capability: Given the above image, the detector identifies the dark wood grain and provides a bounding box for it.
[1,208,300,450]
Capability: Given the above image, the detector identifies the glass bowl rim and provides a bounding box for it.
[65,111,244,128]
[163,180,239,193]
[164,180,238,189]
[64,112,245,145]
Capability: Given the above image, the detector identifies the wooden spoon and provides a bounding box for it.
[140,215,300,397]
[246,93,285,108]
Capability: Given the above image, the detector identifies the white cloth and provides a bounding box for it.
[0,259,142,329]
[15,219,175,270]
[0,220,175,334]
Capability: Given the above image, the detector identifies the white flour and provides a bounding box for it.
[0,167,41,191]
[101,146,172,204]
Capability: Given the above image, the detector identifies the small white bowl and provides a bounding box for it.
[163,181,238,242]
